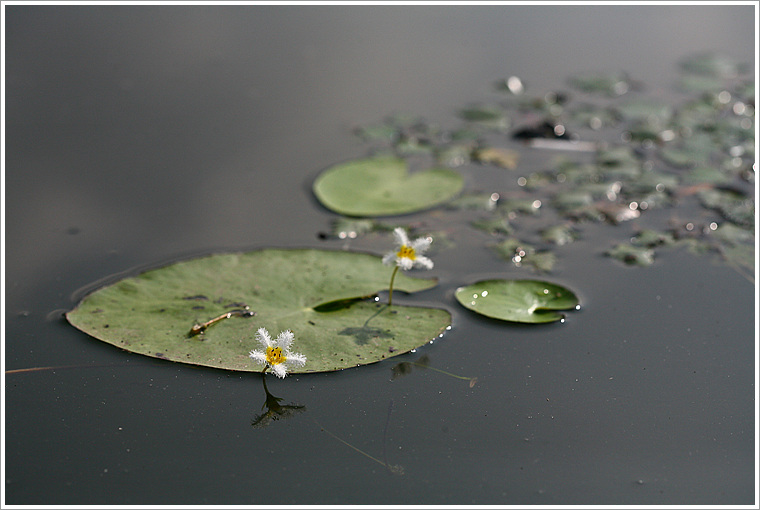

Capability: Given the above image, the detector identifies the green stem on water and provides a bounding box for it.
[388,266,400,306]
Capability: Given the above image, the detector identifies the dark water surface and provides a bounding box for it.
[3,4,757,505]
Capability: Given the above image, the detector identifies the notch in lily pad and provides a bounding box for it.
[455,279,580,323]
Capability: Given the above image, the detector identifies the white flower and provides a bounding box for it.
[249,327,307,378]
[382,227,434,271]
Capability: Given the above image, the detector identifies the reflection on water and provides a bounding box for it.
[315,399,405,476]
[392,354,478,387]
[251,370,306,429]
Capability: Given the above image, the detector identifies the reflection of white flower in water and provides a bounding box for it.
[382,227,434,306]
[249,328,307,378]
[383,227,434,270]
[251,374,306,429]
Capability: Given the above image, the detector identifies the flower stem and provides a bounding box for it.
[388,266,400,306]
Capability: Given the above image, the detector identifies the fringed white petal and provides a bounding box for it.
[276,330,295,350]
[410,236,432,253]
[398,257,414,270]
[249,350,267,363]
[414,256,434,270]
[255,327,273,347]
[392,227,409,247]
[271,363,288,378]
[286,352,307,367]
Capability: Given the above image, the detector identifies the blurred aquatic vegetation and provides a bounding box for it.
[491,238,557,274]
[541,224,579,246]
[323,217,380,240]
[333,50,752,284]
[566,70,640,97]
[458,103,511,132]
[697,187,755,228]
[678,52,746,79]
[331,53,752,286]
[606,242,656,267]
[472,146,520,169]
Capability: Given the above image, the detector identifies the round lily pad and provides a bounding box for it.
[455,279,579,323]
[67,249,450,373]
[313,156,464,217]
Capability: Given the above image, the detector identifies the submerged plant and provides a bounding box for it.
[249,327,307,378]
[382,227,434,306]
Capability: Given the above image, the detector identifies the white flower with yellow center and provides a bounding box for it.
[383,227,434,270]
[249,327,306,378]
[382,227,434,305]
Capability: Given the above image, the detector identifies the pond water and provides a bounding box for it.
[3,4,757,505]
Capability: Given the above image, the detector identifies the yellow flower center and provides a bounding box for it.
[397,245,416,260]
[266,346,286,365]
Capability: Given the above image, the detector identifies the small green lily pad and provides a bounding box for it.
[606,243,655,266]
[455,279,579,323]
[541,225,579,246]
[615,99,672,123]
[67,249,450,373]
[313,156,464,217]
[567,70,631,96]
[679,52,743,78]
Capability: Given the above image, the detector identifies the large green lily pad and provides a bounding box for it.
[313,156,464,217]
[455,279,579,323]
[67,249,450,373]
